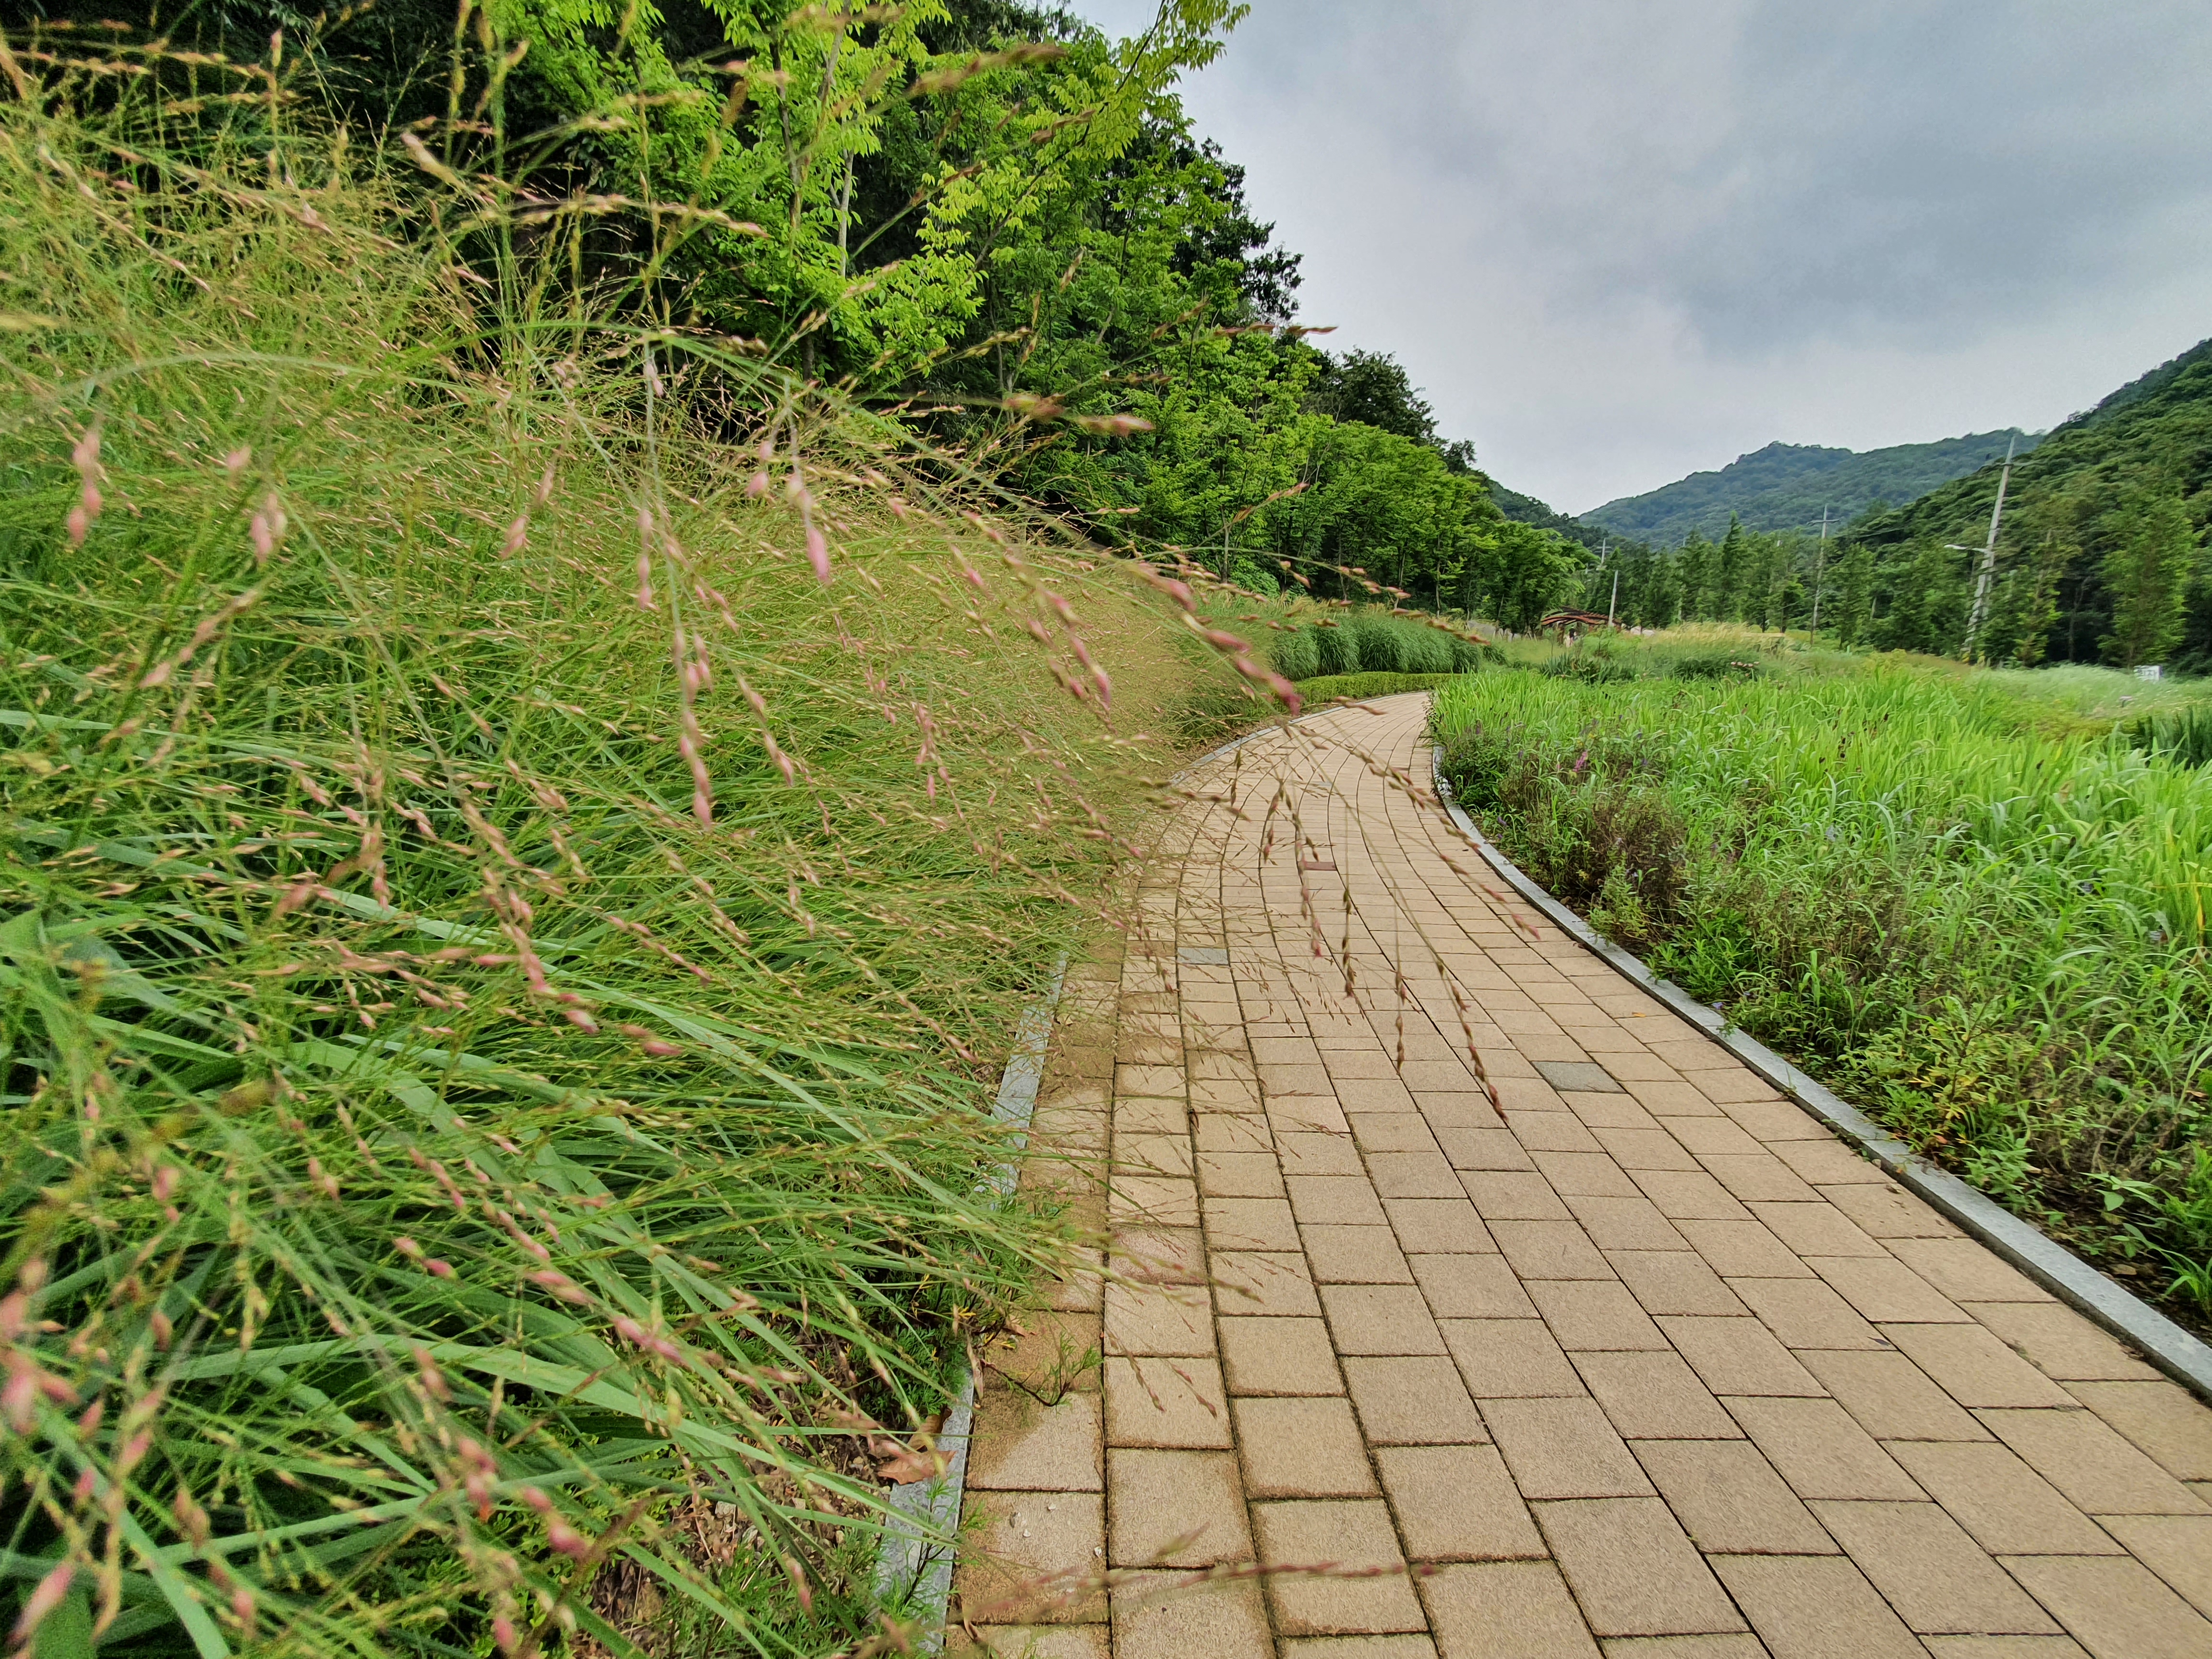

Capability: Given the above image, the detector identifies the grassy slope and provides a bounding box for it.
[1434,633,2212,1316]
[0,108,1226,1655]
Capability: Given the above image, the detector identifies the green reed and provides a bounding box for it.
[1434,650,2212,1302]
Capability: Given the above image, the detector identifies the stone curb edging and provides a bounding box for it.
[872,957,1068,1651]
[1427,739,2212,1402]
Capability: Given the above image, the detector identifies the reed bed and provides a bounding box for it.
[1434,652,2212,1307]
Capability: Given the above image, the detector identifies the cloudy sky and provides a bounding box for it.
[1076,1,2212,513]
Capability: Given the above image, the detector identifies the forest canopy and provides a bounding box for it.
[23,0,1585,629]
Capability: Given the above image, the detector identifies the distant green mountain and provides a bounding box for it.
[1846,335,2212,671]
[1583,429,2041,548]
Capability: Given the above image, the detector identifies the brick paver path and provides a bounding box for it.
[953,694,2212,1659]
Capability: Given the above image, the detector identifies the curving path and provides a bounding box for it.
[953,694,2212,1659]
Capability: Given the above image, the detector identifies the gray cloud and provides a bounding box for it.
[1078,0,2212,510]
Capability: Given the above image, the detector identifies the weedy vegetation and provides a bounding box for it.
[0,24,1321,1659]
[1287,671,1464,705]
[1435,633,2212,1318]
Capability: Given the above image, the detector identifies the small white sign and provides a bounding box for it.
[2136,664,2164,682]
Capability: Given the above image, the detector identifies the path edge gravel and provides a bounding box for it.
[1429,738,2212,1402]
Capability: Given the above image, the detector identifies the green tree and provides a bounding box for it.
[1711,515,1750,621]
[1830,541,1875,647]
[2102,487,2199,668]
[1477,522,1581,631]
[1981,534,2067,667]
[2178,555,2212,675]
[1309,349,1435,443]
[1880,541,1966,655]
[1641,548,1681,627]
[1678,529,1713,620]
[76,0,1539,632]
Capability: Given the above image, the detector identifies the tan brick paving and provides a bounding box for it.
[957,696,2212,1653]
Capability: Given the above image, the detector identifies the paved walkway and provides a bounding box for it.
[952,694,2212,1659]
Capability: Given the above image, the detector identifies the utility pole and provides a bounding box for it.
[1951,436,2017,661]
[1809,506,1829,638]
[1608,567,1620,628]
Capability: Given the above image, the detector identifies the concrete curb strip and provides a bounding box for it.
[1428,737,2212,1402]
[872,959,1067,1649]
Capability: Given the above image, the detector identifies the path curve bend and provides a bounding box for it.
[954,693,2212,1659]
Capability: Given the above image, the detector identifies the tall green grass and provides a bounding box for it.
[1267,607,1491,681]
[0,80,1219,1658]
[1434,656,2212,1305]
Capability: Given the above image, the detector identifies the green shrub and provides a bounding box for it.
[1450,634,1491,672]
[1315,619,1362,677]
[1267,624,1323,683]
[1348,611,1405,674]
[1226,555,1280,597]
[1436,721,1686,946]
[1540,648,1636,684]
[2129,705,2212,769]
[1296,671,1461,703]
[1395,622,1455,675]
[1288,608,1489,681]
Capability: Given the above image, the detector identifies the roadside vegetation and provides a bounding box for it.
[0,47,1274,1659]
[1434,630,2212,1320]
[1266,609,1493,683]
[1292,671,1463,704]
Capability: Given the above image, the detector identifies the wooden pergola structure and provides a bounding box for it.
[1536,609,1617,639]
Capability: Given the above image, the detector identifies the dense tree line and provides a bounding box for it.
[1568,517,1831,635]
[36,0,1586,629]
[1551,338,2210,672]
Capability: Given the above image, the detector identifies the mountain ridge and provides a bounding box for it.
[1582,428,2042,547]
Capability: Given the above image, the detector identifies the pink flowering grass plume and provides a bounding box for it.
[248,492,286,564]
[10,1562,77,1650]
[66,420,102,545]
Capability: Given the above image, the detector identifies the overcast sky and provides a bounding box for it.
[1076,1,2212,513]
